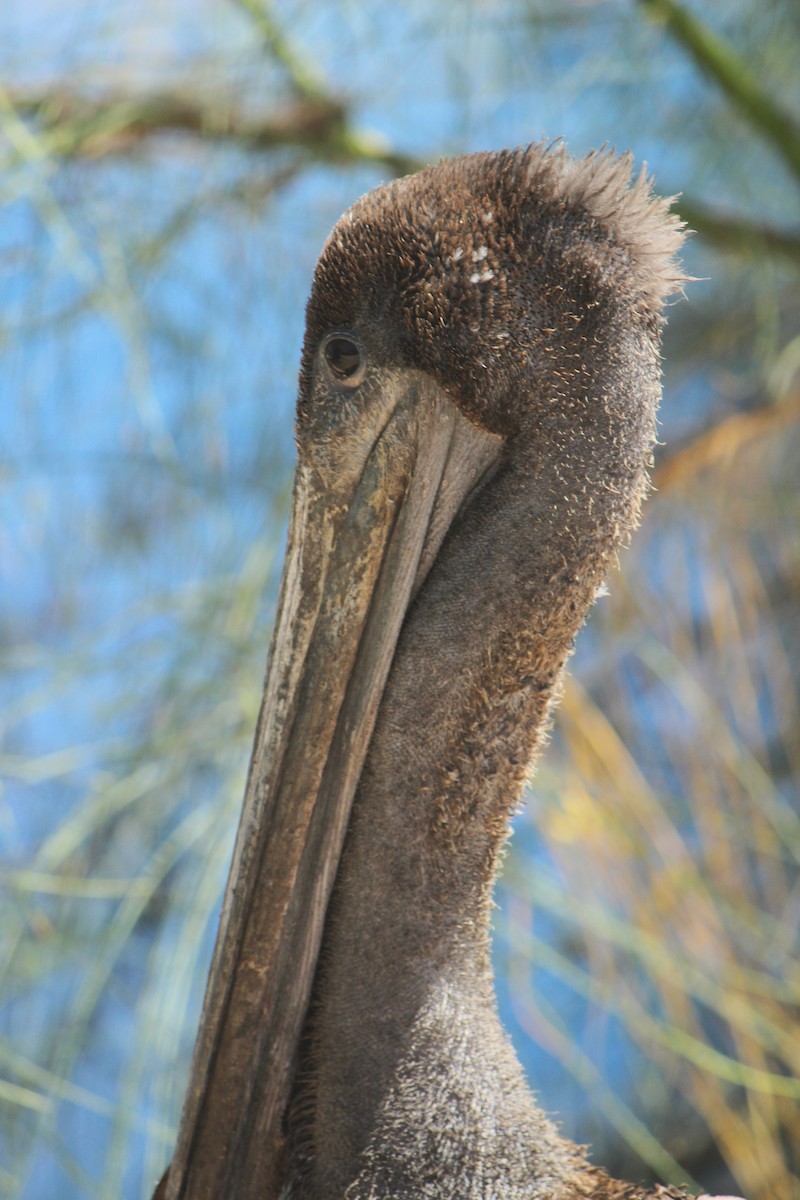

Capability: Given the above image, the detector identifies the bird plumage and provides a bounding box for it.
[158,142,744,1200]
[282,145,706,1198]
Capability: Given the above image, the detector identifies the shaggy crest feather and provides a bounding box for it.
[533,144,687,306]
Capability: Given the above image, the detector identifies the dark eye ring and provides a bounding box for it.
[323,334,365,387]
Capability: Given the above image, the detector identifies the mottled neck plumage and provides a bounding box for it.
[287,144,686,1200]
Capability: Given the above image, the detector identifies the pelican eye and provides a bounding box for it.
[323,335,364,386]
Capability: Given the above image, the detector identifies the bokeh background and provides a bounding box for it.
[1,1,799,1197]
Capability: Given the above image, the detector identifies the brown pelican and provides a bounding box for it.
[159,145,745,1200]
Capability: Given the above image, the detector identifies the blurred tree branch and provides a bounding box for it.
[678,200,800,265]
[3,0,798,267]
[639,0,800,185]
[3,85,799,265]
[1,87,347,162]
[231,0,328,104]
[654,390,800,490]
[0,86,419,176]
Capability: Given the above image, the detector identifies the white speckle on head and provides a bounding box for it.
[481,209,494,224]
[469,272,481,284]
[480,269,494,282]
[452,247,464,261]
[472,246,488,261]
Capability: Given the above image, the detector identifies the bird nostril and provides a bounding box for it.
[324,335,364,384]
